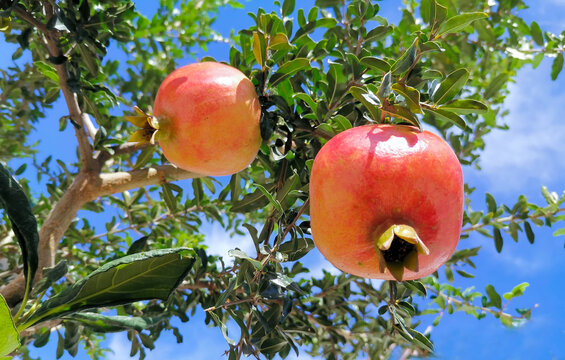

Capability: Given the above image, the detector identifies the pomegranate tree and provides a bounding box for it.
[309,124,464,281]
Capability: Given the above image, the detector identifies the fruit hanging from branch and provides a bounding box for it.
[128,62,262,176]
[309,124,464,281]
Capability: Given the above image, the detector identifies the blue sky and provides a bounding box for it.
[2,0,565,359]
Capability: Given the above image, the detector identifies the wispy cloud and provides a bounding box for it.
[475,62,565,194]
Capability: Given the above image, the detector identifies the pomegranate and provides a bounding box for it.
[132,62,262,176]
[309,124,464,280]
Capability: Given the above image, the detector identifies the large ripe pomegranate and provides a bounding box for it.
[309,124,464,281]
[150,62,262,176]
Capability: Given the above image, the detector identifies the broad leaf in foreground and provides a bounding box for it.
[23,248,195,328]
[0,164,39,300]
[0,294,19,356]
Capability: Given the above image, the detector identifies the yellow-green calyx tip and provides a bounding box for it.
[376,224,430,255]
[125,106,161,144]
[375,224,430,281]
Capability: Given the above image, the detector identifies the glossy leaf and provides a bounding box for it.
[360,56,390,73]
[282,0,295,17]
[391,83,422,113]
[439,99,488,114]
[431,68,469,105]
[67,312,165,333]
[391,39,417,75]
[349,86,380,120]
[424,107,468,130]
[0,164,39,300]
[493,228,503,253]
[0,294,19,357]
[436,12,488,37]
[24,249,195,328]
[551,53,564,81]
[269,58,310,87]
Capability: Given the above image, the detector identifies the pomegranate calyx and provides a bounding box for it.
[375,224,430,281]
[125,106,163,144]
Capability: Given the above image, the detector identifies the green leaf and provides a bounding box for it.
[530,21,544,46]
[431,68,469,105]
[444,266,454,282]
[360,56,390,73]
[403,280,427,296]
[484,73,508,99]
[270,58,310,87]
[67,312,165,333]
[228,249,262,270]
[551,53,564,81]
[0,294,20,356]
[349,86,380,120]
[34,61,60,82]
[365,25,392,43]
[133,146,155,169]
[486,193,497,213]
[436,12,488,37]
[553,228,565,237]
[231,183,276,213]
[255,183,284,214]
[391,38,418,75]
[503,282,529,300]
[486,284,502,309]
[282,0,295,17]
[439,99,488,114]
[24,249,195,328]
[524,221,535,244]
[493,227,503,253]
[424,107,468,130]
[0,164,39,301]
[409,328,434,353]
[541,186,557,205]
[210,311,237,346]
[391,83,422,113]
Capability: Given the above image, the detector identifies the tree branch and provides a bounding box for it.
[0,165,200,307]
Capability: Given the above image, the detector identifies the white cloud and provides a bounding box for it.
[476,63,565,193]
[107,333,131,360]
[202,221,256,259]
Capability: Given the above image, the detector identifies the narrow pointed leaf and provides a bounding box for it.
[24,249,195,327]
[524,221,535,244]
[252,31,267,69]
[0,164,39,299]
[270,58,310,87]
[551,53,564,81]
[484,73,508,99]
[436,12,488,37]
[432,68,469,105]
[439,99,488,114]
[530,21,544,46]
[349,86,380,120]
[424,107,468,130]
[0,294,20,356]
[67,313,166,333]
[360,56,390,73]
[391,39,418,75]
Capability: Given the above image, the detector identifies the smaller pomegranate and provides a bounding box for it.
[128,62,262,176]
[309,124,464,281]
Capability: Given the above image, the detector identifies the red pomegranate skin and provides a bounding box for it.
[153,62,262,176]
[309,124,464,280]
